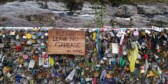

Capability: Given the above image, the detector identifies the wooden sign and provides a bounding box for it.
[48,29,85,55]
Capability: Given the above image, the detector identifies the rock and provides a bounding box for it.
[151,15,168,27]
[110,14,151,27]
[83,2,92,9]
[157,5,168,13]
[0,1,167,27]
[115,5,137,17]
[152,15,168,23]
[81,2,95,14]
[110,17,132,27]
[0,17,38,26]
[47,2,67,11]
[104,6,118,16]
[130,15,150,27]
[20,13,56,22]
[0,17,8,21]
[163,6,168,13]
[137,5,163,15]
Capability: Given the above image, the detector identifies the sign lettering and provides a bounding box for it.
[48,29,85,55]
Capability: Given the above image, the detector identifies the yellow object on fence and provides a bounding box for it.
[128,42,138,72]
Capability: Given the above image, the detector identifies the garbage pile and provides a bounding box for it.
[0,28,168,84]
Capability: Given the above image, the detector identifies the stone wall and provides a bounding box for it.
[0,1,168,27]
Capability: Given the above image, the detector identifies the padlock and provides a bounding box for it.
[19,30,25,36]
[120,57,126,68]
[36,39,41,44]
[10,30,16,36]
[133,30,139,37]
[106,73,112,79]
[23,79,28,84]
[34,50,39,55]
[37,32,42,37]
[31,40,36,44]
[23,54,28,60]
[145,30,151,35]
[24,62,29,67]
[10,38,15,43]
[147,71,157,78]
[80,78,85,84]
[22,35,27,39]
[21,41,26,46]
[26,33,32,39]
[3,66,10,73]
[140,31,146,38]
[15,45,22,52]
[44,32,48,37]
[26,75,33,80]
[27,40,32,45]
[156,44,160,53]
[16,41,21,46]
[41,42,46,49]
[140,65,145,73]
[94,71,99,78]
[15,75,21,83]
[41,35,44,39]
[32,34,37,40]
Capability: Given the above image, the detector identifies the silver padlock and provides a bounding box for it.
[26,40,32,45]
[32,34,37,40]
[16,34,20,40]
